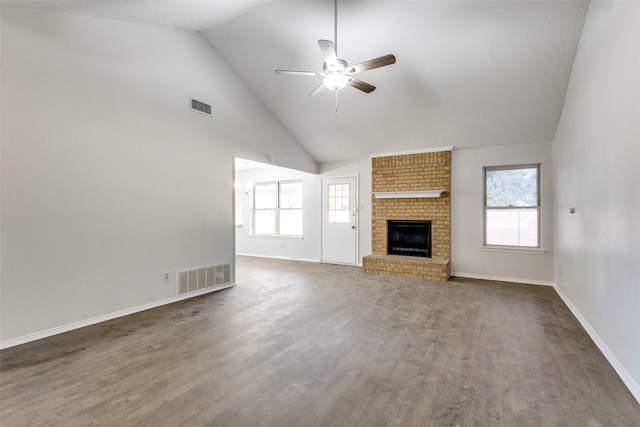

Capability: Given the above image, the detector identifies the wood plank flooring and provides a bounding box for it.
[2,256,639,426]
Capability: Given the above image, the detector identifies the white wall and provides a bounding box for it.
[0,7,316,345]
[235,165,321,262]
[451,142,555,285]
[553,1,640,400]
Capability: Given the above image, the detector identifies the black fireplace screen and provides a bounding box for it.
[387,220,432,258]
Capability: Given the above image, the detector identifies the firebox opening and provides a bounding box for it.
[387,220,432,258]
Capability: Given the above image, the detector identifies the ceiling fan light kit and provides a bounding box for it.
[323,74,350,90]
[275,0,395,97]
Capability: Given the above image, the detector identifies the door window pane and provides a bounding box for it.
[327,183,350,224]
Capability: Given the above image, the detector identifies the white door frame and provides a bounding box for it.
[321,175,359,265]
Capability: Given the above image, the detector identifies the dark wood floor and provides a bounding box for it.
[2,256,639,426]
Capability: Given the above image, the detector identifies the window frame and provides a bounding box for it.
[483,163,541,249]
[251,179,303,237]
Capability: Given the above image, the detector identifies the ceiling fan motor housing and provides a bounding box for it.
[323,58,348,74]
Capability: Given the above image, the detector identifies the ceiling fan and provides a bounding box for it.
[275,0,396,97]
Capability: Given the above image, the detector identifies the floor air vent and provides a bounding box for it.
[177,263,230,295]
[190,98,212,116]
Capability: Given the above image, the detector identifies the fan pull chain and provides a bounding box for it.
[335,90,339,119]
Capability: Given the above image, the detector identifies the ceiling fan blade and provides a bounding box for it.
[275,70,322,76]
[348,77,376,94]
[309,83,327,97]
[348,54,396,74]
[318,40,338,66]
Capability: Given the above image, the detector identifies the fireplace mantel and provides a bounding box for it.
[372,190,447,199]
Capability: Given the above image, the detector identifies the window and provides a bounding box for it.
[484,164,540,247]
[252,180,302,236]
[327,183,350,223]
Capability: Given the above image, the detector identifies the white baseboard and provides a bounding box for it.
[552,284,640,405]
[236,253,320,263]
[0,284,235,350]
[237,253,365,266]
[451,271,554,287]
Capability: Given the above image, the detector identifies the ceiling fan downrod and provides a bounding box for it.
[334,0,338,57]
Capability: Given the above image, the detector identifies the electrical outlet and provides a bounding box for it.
[163,272,170,282]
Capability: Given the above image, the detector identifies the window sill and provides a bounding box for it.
[249,234,304,240]
[481,245,547,255]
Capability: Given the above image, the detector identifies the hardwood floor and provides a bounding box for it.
[2,256,639,426]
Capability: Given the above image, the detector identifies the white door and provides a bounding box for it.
[321,177,358,265]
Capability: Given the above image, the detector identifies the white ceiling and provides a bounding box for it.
[6,0,589,164]
[2,0,275,31]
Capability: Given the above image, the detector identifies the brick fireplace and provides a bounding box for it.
[363,150,451,281]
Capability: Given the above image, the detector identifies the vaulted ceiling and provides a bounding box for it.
[6,0,589,163]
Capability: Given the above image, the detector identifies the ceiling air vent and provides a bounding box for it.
[190,98,212,116]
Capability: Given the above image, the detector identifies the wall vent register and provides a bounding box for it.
[177,263,230,295]
[190,98,212,116]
